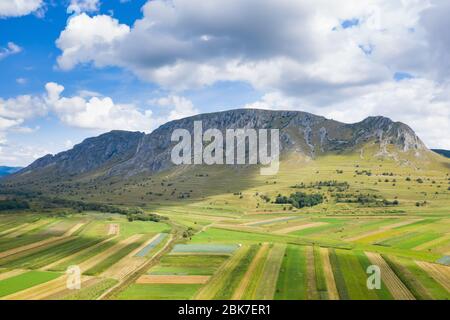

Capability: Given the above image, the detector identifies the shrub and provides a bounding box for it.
[0,199,30,211]
[275,192,323,209]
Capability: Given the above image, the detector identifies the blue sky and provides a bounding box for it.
[0,0,449,166]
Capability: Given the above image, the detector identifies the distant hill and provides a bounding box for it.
[432,149,450,158]
[0,166,23,177]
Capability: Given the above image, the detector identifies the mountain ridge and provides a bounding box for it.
[3,109,433,185]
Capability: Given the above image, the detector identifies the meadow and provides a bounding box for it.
[0,153,449,300]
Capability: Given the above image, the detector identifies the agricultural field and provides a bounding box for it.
[0,154,449,300]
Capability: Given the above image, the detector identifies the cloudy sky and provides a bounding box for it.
[1,0,449,166]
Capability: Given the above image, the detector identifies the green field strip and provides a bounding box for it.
[0,220,24,233]
[49,237,117,272]
[0,219,82,253]
[342,219,400,240]
[191,227,296,245]
[171,243,238,254]
[70,221,91,237]
[392,218,436,230]
[117,220,170,238]
[313,246,328,299]
[414,261,450,298]
[356,242,442,262]
[290,222,346,237]
[328,249,350,300]
[213,245,259,299]
[344,218,398,234]
[254,244,286,300]
[357,252,393,300]
[274,245,308,300]
[38,220,78,237]
[320,247,340,300]
[382,255,433,300]
[403,258,449,299]
[377,232,441,250]
[238,244,271,300]
[396,233,442,250]
[355,227,416,245]
[0,236,104,269]
[116,283,202,300]
[190,226,349,249]
[305,246,320,299]
[84,239,145,275]
[0,233,48,251]
[0,271,60,298]
[0,217,41,234]
[364,252,406,300]
[194,245,253,299]
[0,223,30,237]
[376,231,421,247]
[0,229,56,252]
[64,279,118,300]
[3,219,53,238]
[415,234,450,253]
[150,254,229,276]
[245,216,303,227]
[330,249,390,300]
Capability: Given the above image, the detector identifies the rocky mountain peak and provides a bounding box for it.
[5,109,431,183]
[20,130,145,177]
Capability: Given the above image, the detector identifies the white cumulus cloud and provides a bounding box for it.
[54,0,448,91]
[151,95,199,121]
[0,42,22,60]
[0,0,44,18]
[67,0,100,14]
[44,82,154,132]
[56,13,130,70]
[51,0,450,148]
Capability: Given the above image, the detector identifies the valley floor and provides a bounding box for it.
[0,155,449,300]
